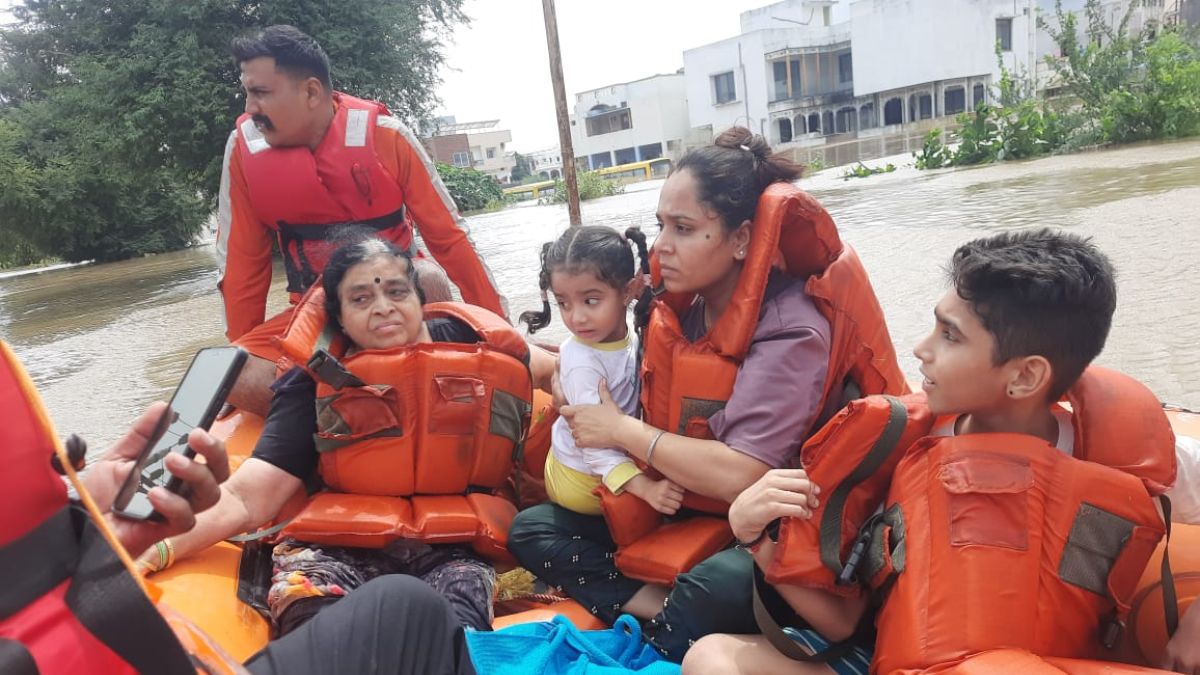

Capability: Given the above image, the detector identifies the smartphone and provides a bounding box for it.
[113,346,247,521]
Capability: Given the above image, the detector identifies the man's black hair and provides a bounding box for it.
[231,25,333,91]
[950,227,1117,399]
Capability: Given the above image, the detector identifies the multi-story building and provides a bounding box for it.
[569,72,691,171]
[421,133,472,169]
[682,0,1166,147]
[424,119,517,183]
[526,147,564,179]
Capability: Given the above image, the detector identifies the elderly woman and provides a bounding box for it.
[142,231,553,640]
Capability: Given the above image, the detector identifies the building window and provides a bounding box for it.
[589,152,613,169]
[712,71,736,105]
[945,87,966,115]
[452,151,470,167]
[637,143,663,161]
[996,18,1013,52]
[777,117,793,143]
[883,98,902,125]
[585,108,633,137]
[973,83,987,107]
[838,53,853,84]
[486,147,496,159]
[614,147,637,165]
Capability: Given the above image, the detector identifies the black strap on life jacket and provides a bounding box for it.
[1161,495,1180,637]
[0,505,196,675]
[751,564,865,663]
[819,395,908,584]
[277,206,410,293]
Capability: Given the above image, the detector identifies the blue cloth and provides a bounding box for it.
[467,615,680,675]
[784,627,873,675]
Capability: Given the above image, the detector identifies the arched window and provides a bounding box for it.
[859,103,875,129]
[883,98,903,125]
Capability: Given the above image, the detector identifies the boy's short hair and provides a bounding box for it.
[231,25,333,92]
[949,228,1116,399]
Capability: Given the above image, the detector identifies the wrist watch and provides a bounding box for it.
[736,517,782,551]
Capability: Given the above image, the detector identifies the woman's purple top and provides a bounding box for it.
[679,271,835,468]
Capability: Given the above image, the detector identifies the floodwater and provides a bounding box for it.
[2,139,1198,452]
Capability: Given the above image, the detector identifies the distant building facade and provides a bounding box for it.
[526,147,564,180]
[682,0,1170,147]
[569,72,690,171]
[424,119,516,183]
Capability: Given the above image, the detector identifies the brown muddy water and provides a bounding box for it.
[2,139,1198,453]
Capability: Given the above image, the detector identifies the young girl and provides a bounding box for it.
[520,226,684,516]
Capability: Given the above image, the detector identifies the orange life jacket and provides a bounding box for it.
[0,341,244,675]
[276,287,532,562]
[867,366,1176,674]
[235,92,411,294]
[764,392,935,595]
[598,182,908,586]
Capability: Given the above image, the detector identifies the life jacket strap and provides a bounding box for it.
[818,395,908,582]
[752,564,863,662]
[307,324,366,390]
[277,206,411,293]
[0,505,196,675]
[1161,494,1180,638]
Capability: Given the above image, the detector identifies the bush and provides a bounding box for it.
[914,3,1199,171]
[914,129,953,170]
[541,171,624,204]
[435,163,503,213]
[1041,0,1200,144]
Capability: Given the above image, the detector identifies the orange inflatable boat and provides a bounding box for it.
[151,404,1200,670]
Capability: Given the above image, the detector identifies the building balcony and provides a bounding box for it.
[768,88,855,112]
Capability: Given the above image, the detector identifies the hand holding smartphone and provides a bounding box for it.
[113,347,247,521]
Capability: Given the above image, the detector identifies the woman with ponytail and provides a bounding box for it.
[509,128,843,662]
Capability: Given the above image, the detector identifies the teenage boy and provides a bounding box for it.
[684,228,1197,674]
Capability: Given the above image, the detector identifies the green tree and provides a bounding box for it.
[510,152,532,182]
[0,0,466,266]
[435,163,502,212]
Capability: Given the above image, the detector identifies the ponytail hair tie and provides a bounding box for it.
[739,144,750,151]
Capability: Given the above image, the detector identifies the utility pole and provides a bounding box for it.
[541,0,581,227]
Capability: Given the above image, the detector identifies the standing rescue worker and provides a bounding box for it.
[216,25,505,414]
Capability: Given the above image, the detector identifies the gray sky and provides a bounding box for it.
[438,0,771,152]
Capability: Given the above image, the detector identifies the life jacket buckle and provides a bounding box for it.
[838,526,874,586]
[307,349,366,390]
[1100,614,1125,650]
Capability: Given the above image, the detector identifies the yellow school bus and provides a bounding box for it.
[501,180,558,201]
[594,157,672,183]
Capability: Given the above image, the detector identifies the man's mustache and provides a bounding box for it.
[253,115,275,132]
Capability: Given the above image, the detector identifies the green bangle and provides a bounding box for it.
[154,540,169,572]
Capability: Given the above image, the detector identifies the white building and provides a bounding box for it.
[682,0,1165,147]
[569,72,691,171]
[526,147,564,179]
[431,119,517,183]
